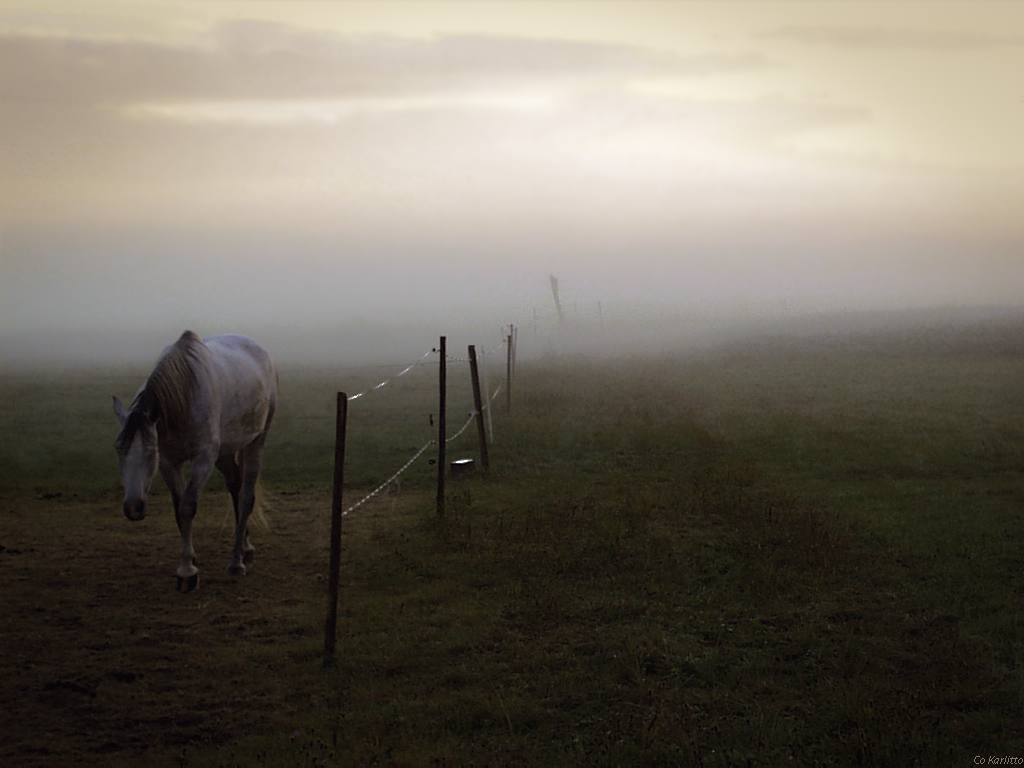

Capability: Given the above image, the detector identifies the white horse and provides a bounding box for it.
[113,331,278,592]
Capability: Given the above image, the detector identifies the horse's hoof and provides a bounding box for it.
[177,574,199,592]
[227,563,246,577]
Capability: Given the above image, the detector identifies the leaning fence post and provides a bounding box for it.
[512,324,518,379]
[480,347,494,443]
[468,345,489,473]
[324,391,348,665]
[505,330,513,413]
[437,336,446,518]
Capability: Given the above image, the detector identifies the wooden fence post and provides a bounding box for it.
[550,275,564,324]
[324,391,348,665]
[512,324,518,379]
[468,345,489,473]
[480,347,494,443]
[437,336,446,518]
[506,330,513,414]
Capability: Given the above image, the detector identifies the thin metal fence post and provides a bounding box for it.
[324,391,347,665]
[437,336,446,518]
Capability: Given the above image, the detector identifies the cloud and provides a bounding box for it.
[118,93,558,125]
[0,21,773,107]
[212,20,774,87]
[765,25,1024,51]
[0,19,809,213]
[0,16,990,247]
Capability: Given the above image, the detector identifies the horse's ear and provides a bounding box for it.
[113,396,127,427]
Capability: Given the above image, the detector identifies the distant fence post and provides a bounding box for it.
[506,329,513,413]
[550,275,564,325]
[437,336,446,518]
[324,391,348,665]
[512,324,518,379]
[468,345,490,473]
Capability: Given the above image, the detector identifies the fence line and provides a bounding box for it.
[327,337,509,661]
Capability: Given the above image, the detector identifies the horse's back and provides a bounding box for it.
[202,335,278,447]
[203,334,274,376]
[204,334,273,367]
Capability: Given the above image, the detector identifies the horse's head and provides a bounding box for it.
[113,396,159,521]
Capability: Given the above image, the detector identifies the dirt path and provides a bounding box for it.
[0,487,407,766]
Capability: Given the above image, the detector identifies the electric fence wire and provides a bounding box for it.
[446,412,476,443]
[342,440,434,516]
[346,349,435,402]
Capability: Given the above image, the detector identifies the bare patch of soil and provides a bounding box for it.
[0,488,406,767]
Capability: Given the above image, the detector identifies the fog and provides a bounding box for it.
[2,3,1022,368]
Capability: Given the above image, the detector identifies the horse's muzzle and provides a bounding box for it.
[124,500,146,521]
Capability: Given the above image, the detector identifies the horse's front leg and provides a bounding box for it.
[175,451,215,592]
[160,460,186,525]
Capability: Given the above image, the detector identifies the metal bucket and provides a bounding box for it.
[450,458,475,477]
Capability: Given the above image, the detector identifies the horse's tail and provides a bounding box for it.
[250,477,271,531]
[221,454,272,531]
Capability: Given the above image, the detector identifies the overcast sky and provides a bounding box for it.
[2,1,1023,361]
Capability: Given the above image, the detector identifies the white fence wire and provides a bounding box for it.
[446,412,476,443]
[341,439,435,516]
[346,349,436,402]
[341,343,503,402]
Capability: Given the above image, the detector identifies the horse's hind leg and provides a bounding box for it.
[217,454,254,565]
[215,454,241,513]
[227,439,266,577]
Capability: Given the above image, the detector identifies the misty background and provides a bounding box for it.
[2,3,1022,367]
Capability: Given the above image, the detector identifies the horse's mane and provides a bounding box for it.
[116,331,205,451]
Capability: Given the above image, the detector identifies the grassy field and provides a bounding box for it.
[2,320,1024,765]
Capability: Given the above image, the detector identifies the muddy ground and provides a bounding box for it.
[0,487,388,767]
